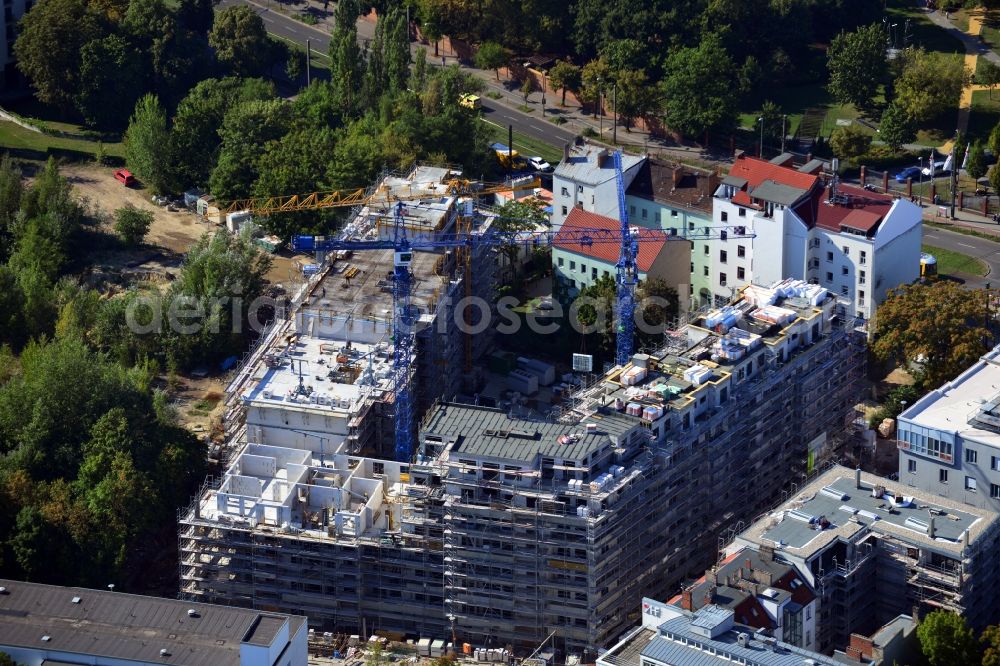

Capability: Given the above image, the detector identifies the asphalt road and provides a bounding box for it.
[923,226,1000,288]
[219,0,575,148]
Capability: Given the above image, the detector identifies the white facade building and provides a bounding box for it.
[0,0,31,89]
[551,140,645,229]
[710,154,922,319]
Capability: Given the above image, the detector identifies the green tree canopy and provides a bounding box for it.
[878,103,915,152]
[916,610,979,666]
[114,205,154,247]
[548,61,582,106]
[76,34,148,130]
[872,281,992,390]
[968,140,988,181]
[329,0,364,113]
[830,123,872,163]
[209,98,292,200]
[978,59,1000,99]
[826,23,888,110]
[474,41,507,80]
[894,48,970,124]
[661,34,737,140]
[209,6,273,77]
[124,94,171,194]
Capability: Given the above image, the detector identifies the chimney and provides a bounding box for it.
[760,544,775,561]
[928,512,936,540]
[849,634,875,660]
[964,528,971,550]
[745,558,752,571]
[707,168,721,197]
[680,590,693,611]
[855,467,862,489]
[672,166,683,189]
[734,149,745,161]
[563,142,571,161]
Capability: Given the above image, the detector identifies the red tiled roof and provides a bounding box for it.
[555,207,668,273]
[733,597,774,630]
[774,570,817,607]
[814,184,894,234]
[728,154,819,192]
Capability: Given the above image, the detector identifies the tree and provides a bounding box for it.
[637,277,679,336]
[872,281,992,390]
[13,0,106,110]
[983,624,1000,666]
[757,100,784,149]
[990,162,1000,196]
[475,41,507,80]
[329,0,364,113]
[178,0,217,33]
[895,48,970,124]
[124,95,171,194]
[829,124,872,163]
[661,34,737,140]
[826,23,887,110]
[989,121,1000,158]
[521,76,535,104]
[209,99,292,200]
[548,61,581,106]
[917,610,979,666]
[979,60,1000,99]
[616,69,659,131]
[968,140,988,181]
[878,103,915,152]
[417,0,443,56]
[76,34,148,131]
[209,6,272,77]
[114,205,153,247]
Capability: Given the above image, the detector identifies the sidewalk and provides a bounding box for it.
[922,202,1000,238]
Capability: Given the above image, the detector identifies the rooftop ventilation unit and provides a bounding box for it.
[787,509,817,523]
[904,516,929,532]
[71,596,81,604]
[41,636,51,642]
[160,649,171,657]
[187,609,199,618]
[820,485,849,501]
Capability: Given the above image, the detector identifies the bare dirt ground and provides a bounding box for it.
[62,163,298,284]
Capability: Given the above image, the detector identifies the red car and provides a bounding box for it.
[114,169,136,187]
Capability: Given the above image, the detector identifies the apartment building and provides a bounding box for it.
[551,140,645,229]
[551,207,691,301]
[896,344,1000,511]
[710,153,921,318]
[183,279,865,660]
[0,0,30,89]
[728,467,1000,652]
[0,579,307,666]
[625,158,719,308]
[668,547,819,652]
[598,601,842,666]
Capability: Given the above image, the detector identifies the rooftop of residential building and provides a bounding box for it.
[421,402,640,465]
[627,158,717,214]
[668,547,816,631]
[553,208,672,272]
[601,606,842,666]
[737,467,998,559]
[369,164,463,232]
[899,344,1000,446]
[555,141,645,186]
[722,154,819,204]
[0,579,304,666]
[809,184,896,236]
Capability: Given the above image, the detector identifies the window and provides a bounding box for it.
[655,212,661,222]
[908,459,917,473]
[859,290,865,303]
[992,455,1000,472]
[592,268,597,279]
[860,250,867,265]
[629,205,635,216]
[826,251,833,263]
[720,272,727,286]
[561,187,569,196]
[603,270,610,279]
[570,261,576,270]
[557,258,564,267]
[703,266,709,276]
[671,210,678,217]
[826,272,833,283]
[841,286,849,296]
[806,631,811,647]
[842,246,849,255]
[691,262,695,273]
[737,245,746,258]
[577,185,583,193]
[992,484,1000,499]
[738,208,746,217]
[561,205,568,216]
[721,230,728,241]
[689,221,696,230]
[641,208,648,219]
[859,270,866,284]
[939,469,949,483]
[966,448,978,464]
[966,477,977,492]
[738,267,745,280]
[721,212,728,222]
[704,245,709,255]
[841,266,849,275]
[720,250,728,263]
[569,279,576,288]
[580,263,587,273]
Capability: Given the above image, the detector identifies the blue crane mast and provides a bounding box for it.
[292,196,752,463]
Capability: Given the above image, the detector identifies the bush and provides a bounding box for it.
[114,204,154,247]
[582,126,599,138]
[550,116,567,125]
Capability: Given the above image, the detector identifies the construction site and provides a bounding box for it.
[727,466,1000,653]
[181,235,868,659]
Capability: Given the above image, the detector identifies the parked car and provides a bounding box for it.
[527,156,553,172]
[894,166,922,183]
[921,158,950,177]
[459,93,481,110]
[114,168,136,187]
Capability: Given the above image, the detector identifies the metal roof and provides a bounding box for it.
[0,579,304,666]
[554,145,645,186]
[749,180,809,206]
[422,403,639,464]
[640,615,842,666]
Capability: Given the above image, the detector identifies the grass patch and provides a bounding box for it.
[272,35,330,75]
[738,81,861,141]
[516,104,534,113]
[951,8,972,33]
[980,9,1000,53]
[969,89,1000,140]
[294,12,319,25]
[0,120,123,161]
[486,91,502,100]
[922,243,989,275]
[481,119,562,164]
[886,0,966,54]
[926,219,1000,240]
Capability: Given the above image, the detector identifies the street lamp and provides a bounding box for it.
[612,82,618,145]
[758,117,765,158]
[918,157,924,204]
[781,114,787,153]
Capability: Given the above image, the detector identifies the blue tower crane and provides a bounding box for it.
[613,150,638,367]
[292,202,753,463]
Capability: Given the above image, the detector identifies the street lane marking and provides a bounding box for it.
[959,243,977,248]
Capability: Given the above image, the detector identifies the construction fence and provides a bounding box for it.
[860,166,1000,220]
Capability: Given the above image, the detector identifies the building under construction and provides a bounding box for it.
[727,466,1000,653]
[181,277,866,659]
